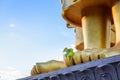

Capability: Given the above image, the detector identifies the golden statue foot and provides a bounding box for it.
[64,48,102,66]
[73,49,104,64]
[100,43,120,59]
[31,60,66,75]
[64,48,120,67]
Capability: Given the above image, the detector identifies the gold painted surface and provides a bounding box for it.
[112,1,120,46]
[62,0,112,27]
[82,6,111,49]
[31,60,66,75]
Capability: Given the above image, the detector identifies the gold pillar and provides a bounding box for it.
[75,27,84,50]
[112,1,120,46]
[82,6,111,49]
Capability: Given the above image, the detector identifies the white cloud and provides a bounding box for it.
[6,66,16,71]
[0,67,27,80]
[9,24,16,28]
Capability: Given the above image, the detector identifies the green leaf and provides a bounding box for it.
[63,48,75,59]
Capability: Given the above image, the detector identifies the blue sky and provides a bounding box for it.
[0,0,75,76]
